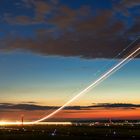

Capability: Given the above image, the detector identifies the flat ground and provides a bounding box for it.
[0,125,140,140]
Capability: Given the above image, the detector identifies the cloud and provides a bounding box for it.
[49,6,78,29]
[21,101,39,104]
[0,103,139,111]
[0,0,140,58]
[0,103,57,111]
[75,10,113,32]
[2,0,55,25]
[4,15,38,25]
[1,26,139,59]
[120,0,140,8]
[127,19,140,35]
[91,103,140,109]
[113,0,140,16]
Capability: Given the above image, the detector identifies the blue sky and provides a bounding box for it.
[0,51,139,106]
[0,0,140,121]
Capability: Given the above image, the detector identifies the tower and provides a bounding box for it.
[21,114,24,126]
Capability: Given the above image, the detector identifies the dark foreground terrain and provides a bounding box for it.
[0,124,140,140]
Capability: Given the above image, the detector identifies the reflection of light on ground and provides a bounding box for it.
[0,121,72,126]
[0,121,22,125]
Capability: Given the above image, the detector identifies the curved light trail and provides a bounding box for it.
[0,43,140,125]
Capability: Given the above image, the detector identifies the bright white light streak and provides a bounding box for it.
[1,46,140,125]
[30,46,140,124]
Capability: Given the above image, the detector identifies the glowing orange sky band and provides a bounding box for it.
[0,45,140,125]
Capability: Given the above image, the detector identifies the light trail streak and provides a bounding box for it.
[31,46,140,124]
[0,44,140,125]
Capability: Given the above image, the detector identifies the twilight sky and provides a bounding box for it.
[0,0,140,121]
